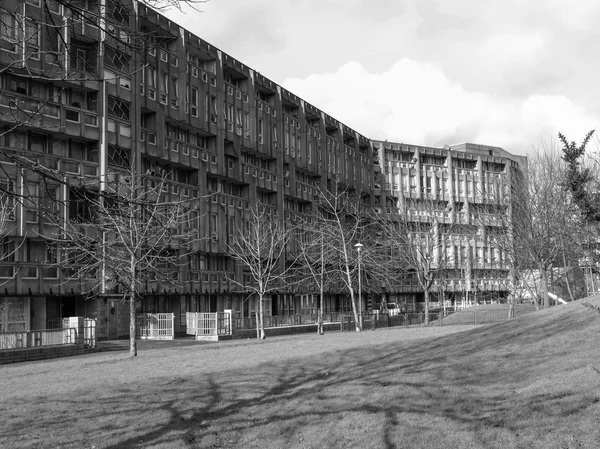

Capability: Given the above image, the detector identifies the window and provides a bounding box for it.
[107,95,130,120]
[43,104,60,118]
[74,48,87,71]
[47,0,61,13]
[210,213,218,235]
[160,72,168,104]
[104,69,116,84]
[44,243,59,278]
[84,114,97,126]
[65,109,80,122]
[227,104,233,123]
[0,178,16,220]
[210,96,217,123]
[0,239,15,262]
[30,134,46,153]
[24,184,39,222]
[7,76,27,95]
[146,66,156,99]
[107,145,130,167]
[171,77,179,107]
[285,130,289,154]
[108,0,130,26]
[243,111,249,137]
[119,123,131,137]
[191,87,198,117]
[104,46,128,72]
[26,240,46,263]
[0,10,17,52]
[119,77,131,90]
[258,119,263,144]
[204,92,209,121]
[25,20,40,60]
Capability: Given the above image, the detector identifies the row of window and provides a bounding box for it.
[0,131,98,162]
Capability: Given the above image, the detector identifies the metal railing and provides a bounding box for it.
[186,312,232,340]
[0,328,76,350]
[341,307,538,331]
[231,312,344,330]
[136,313,175,340]
[84,318,96,348]
[182,306,538,334]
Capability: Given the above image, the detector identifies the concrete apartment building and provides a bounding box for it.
[0,0,526,337]
[372,140,527,311]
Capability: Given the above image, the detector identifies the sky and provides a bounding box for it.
[165,0,600,156]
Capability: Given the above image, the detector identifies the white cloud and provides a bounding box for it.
[480,32,546,65]
[164,0,600,153]
[283,60,598,155]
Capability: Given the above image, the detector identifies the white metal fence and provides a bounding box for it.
[186,311,232,341]
[0,328,76,350]
[84,318,96,348]
[136,313,174,340]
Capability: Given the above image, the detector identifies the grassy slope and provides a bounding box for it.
[439,304,538,325]
[1,298,600,449]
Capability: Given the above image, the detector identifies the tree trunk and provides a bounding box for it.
[424,289,430,325]
[540,268,550,309]
[561,248,575,302]
[345,261,361,331]
[350,289,362,332]
[507,274,515,319]
[258,293,266,340]
[129,291,137,357]
[318,292,324,335]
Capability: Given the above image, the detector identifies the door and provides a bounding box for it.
[107,301,118,339]
[170,296,181,333]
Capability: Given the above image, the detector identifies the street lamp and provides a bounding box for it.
[355,242,363,329]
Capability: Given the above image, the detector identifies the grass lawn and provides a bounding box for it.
[2,298,600,449]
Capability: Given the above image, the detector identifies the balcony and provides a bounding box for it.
[241,164,278,191]
[223,81,247,102]
[294,181,316,202]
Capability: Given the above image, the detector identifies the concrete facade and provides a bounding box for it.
[0,0,526,337]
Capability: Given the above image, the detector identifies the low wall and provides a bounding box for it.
[0,345,95,365]
[228,322,341,340]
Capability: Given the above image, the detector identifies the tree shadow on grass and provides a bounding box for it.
[4,308,600,448]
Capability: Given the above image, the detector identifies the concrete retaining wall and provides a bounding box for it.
[0,345,95,365]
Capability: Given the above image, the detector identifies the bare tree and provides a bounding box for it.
[510,144,582,309]
[0,193,20,331]
[226,203,293,340]
[44,165,202,356]
[377,199,454,324]
[295,215,340,335]
[306,183,386,332]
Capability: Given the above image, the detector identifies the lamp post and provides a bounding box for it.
[355,242,363,330]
